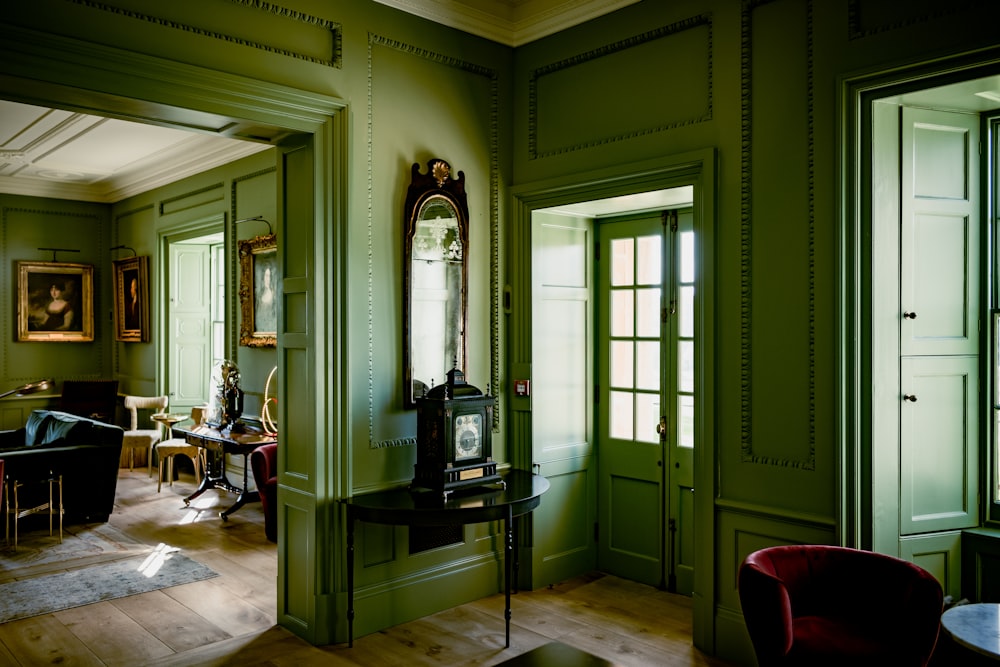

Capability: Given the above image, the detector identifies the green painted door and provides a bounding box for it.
[167,242,212,413]
[597,210,694,591]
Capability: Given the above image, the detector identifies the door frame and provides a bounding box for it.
[158,214,225,405]
[841,48,1000,549]
[0,24,348,645]
[509,148,717,649]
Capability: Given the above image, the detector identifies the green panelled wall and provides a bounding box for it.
[3,0,1000,663]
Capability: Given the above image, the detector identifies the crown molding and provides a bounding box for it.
[372,0,639,46]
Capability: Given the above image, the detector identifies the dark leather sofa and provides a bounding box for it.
[0,409,124,523]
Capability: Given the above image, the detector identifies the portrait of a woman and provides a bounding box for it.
[18,261,94,342]
[29,279,81,332]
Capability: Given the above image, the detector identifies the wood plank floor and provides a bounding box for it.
[0,469,738,667]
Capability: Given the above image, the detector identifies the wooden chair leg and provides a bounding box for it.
[157,456,164,493]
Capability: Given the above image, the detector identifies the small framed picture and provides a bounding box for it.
[113,256,150,342]
[239,233,277,347]
[17,261,94,342]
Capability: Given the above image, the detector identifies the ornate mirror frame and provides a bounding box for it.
[403,158,469,409]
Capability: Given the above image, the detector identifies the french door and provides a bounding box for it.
[597,209,695,592]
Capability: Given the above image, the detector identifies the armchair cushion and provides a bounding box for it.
[739,545,943,666]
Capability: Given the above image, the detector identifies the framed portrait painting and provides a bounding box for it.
[17,261,94,342]
[239,233,277,347]
[113,256,150,342]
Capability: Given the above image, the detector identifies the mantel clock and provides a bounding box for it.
[413,368,503,497]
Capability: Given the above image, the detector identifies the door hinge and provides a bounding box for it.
[595,242,600,261]
[594,384,600,404]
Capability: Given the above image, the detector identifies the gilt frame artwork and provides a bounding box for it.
[17,261,94,342]
[113,256,150,342]
[239,233,277,347]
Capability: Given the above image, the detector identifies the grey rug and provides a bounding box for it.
[0,547,218,623]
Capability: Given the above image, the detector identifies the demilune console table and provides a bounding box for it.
[340,469,549,648]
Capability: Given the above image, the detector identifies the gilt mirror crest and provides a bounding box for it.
[403,158,469,409]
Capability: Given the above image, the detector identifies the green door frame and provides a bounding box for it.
[509,149,717,651]
[840,47,1000,550]
[0,24,349,645]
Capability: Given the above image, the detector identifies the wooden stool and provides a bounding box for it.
[154,440,203,492]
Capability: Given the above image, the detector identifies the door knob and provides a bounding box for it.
[903,311,917,319]
[903,394,918,402]
[656,416,666,434]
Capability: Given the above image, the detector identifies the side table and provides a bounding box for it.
[5,473,63,551]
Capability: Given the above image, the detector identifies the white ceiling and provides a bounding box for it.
[1,2,999,207]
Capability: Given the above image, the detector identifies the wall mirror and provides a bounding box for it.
[403,158,468,409]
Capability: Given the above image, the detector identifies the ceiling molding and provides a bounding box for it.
[372,0,639,46]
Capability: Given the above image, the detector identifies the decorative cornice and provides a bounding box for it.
[367,33,500,448]
[528,13,712,159]
[63,0,342,67]
[739,0,816,470]
[847,0,985,40]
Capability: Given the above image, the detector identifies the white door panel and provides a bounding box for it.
[900,108,979,357]
[900,355,979,535]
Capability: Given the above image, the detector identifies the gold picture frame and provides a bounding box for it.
[239,233,277,347]
[17,261,94,342]
[113,256,150,342]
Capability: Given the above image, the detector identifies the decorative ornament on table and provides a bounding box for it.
[205,359,244,432]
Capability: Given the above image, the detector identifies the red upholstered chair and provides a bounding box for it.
[738,545,943,667]
[250,443,277,542]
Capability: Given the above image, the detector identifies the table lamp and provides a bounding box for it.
[0,378,54,400]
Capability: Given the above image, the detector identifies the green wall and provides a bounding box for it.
[3,0,1000,663]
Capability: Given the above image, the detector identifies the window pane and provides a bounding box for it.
[679,340,694,392]
[680,230,695,283]
[610,391,633,440]
[679,285,694,338]
[636,288,660,338]
[636,392,660,444]
[611,290,634,337]
[611,341,634,388]
[637,235,661,285]
[678,395,694,448]
[611,238,634,286]
[636,341,659,391]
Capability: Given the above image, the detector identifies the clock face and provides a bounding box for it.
[454,413,482,461]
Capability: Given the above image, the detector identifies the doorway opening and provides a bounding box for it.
[514,150,717,647]
[846,57,1000,589]
[161,225,226,414]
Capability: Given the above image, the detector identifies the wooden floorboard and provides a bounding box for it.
[0,469,737,666]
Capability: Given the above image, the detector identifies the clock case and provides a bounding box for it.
[413,368,503,497]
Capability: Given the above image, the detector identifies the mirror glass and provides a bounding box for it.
[404,159,468,408]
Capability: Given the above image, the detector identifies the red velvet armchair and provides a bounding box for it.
[250,443,277,542]
[738,545,943,666]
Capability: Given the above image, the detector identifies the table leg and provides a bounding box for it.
[347,510,356,648]
[219,453,259,520]
[504,505,513,648]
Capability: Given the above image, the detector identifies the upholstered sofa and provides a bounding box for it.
[0,409,124,523]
